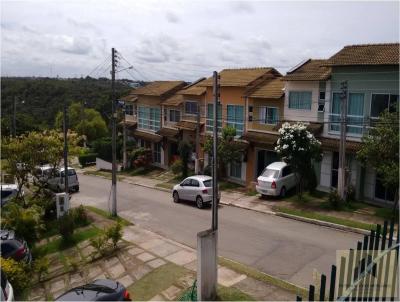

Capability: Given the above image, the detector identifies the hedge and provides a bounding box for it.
[78,153,98,167]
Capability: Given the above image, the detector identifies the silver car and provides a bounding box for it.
[256,162,298,198]
[172,175,220,209]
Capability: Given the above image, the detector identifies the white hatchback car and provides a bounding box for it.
[46,167,80,192]
[256,162,298,198]
[172,175,220,209]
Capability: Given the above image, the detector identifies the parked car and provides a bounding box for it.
[0,230,32,264]
[1,269,14,302]
[256,162,297,198]
[37,166,79,192]
[55,279,131,301]
[1,184,24,207]
[172,175,221,209]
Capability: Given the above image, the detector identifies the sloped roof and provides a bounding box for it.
[250,77,285,99]
[325,43,400,66]
[200,68,280,87]
[283,59,331,81]
[163,94,184,106]
[120,94,138,102]
[178,78,207,96]
[132,81,186,96]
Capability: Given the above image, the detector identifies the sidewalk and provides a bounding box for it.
[28,214,299,301]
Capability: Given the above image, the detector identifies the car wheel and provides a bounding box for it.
[75,185,80,192]
[196,196,204,209]
[280,187,286,198]
[173,191,180,203]
[261,194,267,199]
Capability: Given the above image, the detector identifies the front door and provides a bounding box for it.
[256,150,279,177]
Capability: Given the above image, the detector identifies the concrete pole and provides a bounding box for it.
[111,47,117,216]
[212,71,219,231]
[63,100,69,196]
[123,110,127,170]
[338,81,347,200]
[195,107,200,174]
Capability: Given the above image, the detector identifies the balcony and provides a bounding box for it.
[328,113,367,137]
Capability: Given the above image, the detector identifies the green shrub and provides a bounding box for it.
[307,166,318,194]
[0,257,30,293]
[65,256,79,272]
[59,212,75,242]
[71,205,89,227]
[78,153,98,167]
[130,148,152,168]
[91,137,122,162]
[33,256,50,281]
[89,233,108,258]
[105,223,122,249]
[1,202,44,246]
[171,159,183,175]
[328,189,343,210]
[346,184,356,203]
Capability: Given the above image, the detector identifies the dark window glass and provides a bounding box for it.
[331,152,339,188]
[185,102,198,114]
[371,94,389,118]
[1,242,13,254]
[282,166,292,177]
[319,91,326,100]
[389,95,399,113]
[248,106,253,113]
[375,175,395,202]
[1,191,13,199]
[203,180,211,187]
[181,179,191,186]
[190,179,199,187]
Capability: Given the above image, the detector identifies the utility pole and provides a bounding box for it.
[111,47,117,216]
[12,97,17,137]
[338,81,348,200]
[63,99,69,195]
[123,107,127,170]
[212,71,219,231]
[195,106,200,174]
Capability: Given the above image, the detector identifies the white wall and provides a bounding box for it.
[96,158,122,171]
[284,81,320,122]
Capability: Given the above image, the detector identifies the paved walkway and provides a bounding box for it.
[29,223,295,301]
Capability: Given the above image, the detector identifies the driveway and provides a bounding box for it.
[71,174,362,287]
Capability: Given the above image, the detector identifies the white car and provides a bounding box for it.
[1,269,14,301]
[1,184,24,207]
[256,162,298,198]
[46,167,80,192]
[172,175,221,209]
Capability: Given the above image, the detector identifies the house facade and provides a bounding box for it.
[283,43,399,207]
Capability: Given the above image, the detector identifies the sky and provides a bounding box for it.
[1,0,399,81]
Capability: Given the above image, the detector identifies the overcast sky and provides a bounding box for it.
[1,0,399,81]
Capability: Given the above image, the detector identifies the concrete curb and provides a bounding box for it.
[82,171,373,236]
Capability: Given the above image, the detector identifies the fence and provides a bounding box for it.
[297,220,399,301]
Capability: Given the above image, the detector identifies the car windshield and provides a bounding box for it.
[261,169,279,178]
[203,180,212,187]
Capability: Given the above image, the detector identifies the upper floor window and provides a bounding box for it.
[185,101,198,115]
[169,109,181,123]
[259,107,279,125]
[371,94,399,119]
[206,103,222,132]
[288,91,312,110]
[125,104,134,115]
[138,106,160,131]
[226,105,244,135]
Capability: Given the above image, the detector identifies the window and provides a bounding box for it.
[181,179,191,186]
[319,91,326,100]
[318,91,325,112]
[330,92,364,135]
[206,103,222,132]
[169,110,181,123]
[203,180,212,187]
[230,162,242,179]
[153,142,161,163]
[185,101,198,115]
[375,174,395,202]
[288,91,312,110]
[226,105,244,135]
[190,179,200,187]
[138,106,161,131]
[125,104,134,115]
[371,94,399,119]
[260,107,279,125]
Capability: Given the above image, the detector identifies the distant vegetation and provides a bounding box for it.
[1,77,143,136]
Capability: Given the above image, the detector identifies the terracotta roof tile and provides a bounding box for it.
[163,94,184,106]
[200,68,280,87]
[250,78,285,99]
[283,59,331,81]
[132,81,186,97]
[325,43,400,66]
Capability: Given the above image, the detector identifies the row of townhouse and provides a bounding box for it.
[121,43,399,207]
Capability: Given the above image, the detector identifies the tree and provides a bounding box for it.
[55,102,108,142]
[203,126,246,179]
[1,130,82,200]
[357,110,399,214]
[275,122,322,200]
[178,141,192,179]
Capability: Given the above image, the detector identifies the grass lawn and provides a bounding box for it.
[84,205,132,227]
[219,181,244,191]
[122,166,162,176]
[276,206,376,231]
[83,170,125,181]
[218,257,307,299]
[33,227,101,257]
[217,285,255,301]
[127,262,189,301]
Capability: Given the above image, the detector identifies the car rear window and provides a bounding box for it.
[1,191,13,199]
[261,169,279,178]
[203,180,212,187]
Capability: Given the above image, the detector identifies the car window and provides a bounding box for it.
[203,180,212,187]
[190,179,200,187]
[181,179,191,186]
[261,169,279,178]
[68,169,76,176]
[0,242,13,254]
[1,191,13,199]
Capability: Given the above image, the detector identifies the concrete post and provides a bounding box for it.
[197,229,218,301]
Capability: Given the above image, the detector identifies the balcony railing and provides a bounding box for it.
[329,113,365,136]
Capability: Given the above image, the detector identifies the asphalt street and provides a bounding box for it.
[71,173,362,287]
